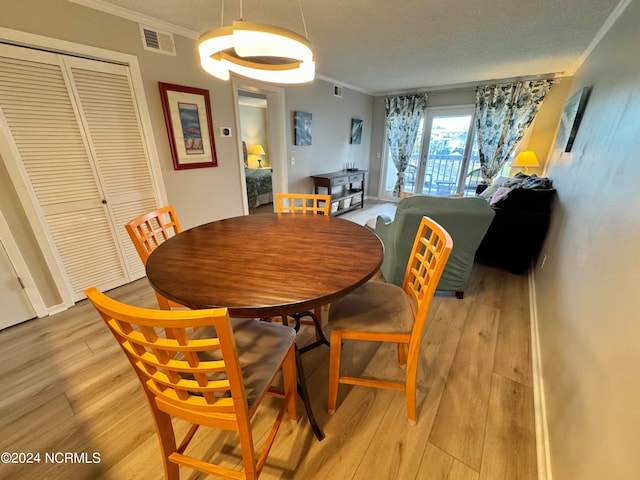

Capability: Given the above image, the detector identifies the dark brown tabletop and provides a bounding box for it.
[146,213,384,317]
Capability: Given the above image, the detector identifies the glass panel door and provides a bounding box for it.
[380,105,482,199]
[417,106,475,196]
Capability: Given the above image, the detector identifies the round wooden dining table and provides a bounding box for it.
[146,213,383,441]
[145,213,384,317]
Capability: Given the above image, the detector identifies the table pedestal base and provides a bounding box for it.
[284,310,330,354]
[295,347,325,441]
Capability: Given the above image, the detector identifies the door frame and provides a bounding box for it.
[0,208,47,319]
[231,76,287,214]
[0,27,167,309]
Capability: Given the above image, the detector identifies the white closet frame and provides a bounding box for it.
[0,27,168,310]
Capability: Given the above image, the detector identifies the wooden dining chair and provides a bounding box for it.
[276,193,332,215]
[85,287,298,480]
[327,216,453,424]
[275,192,332,342]
[125,205,184,310]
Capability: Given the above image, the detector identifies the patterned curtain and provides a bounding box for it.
[385,94,427,196]
[475,80,553,183]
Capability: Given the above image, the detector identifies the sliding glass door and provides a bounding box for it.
[381,105,482,200]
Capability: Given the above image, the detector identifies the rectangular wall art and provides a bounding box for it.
[294,111,312,146]
[350,118,363,144]
[159,82,218,170]
[555,86,591,153]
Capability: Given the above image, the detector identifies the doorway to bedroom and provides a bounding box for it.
[238,91,273,214]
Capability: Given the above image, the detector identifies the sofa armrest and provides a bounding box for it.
[375,214,393,229]
[374,215,394,246]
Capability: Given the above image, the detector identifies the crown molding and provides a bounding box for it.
[68,0,200,39]
[569,0,632,75]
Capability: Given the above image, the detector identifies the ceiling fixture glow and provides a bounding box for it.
[197,2,315,84]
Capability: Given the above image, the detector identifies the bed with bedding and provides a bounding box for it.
[245,167,273,208]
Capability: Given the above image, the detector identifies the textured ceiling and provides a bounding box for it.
[90,0,622,94]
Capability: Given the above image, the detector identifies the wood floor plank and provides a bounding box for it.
[428,303,500,471]
[414,443,480,480]
[493,306,533,387]
[431,293,471,329]
[494,271,532,386]
[287,342,401,480]
[351,317,463,480]
[479,373,537,480]
[449,459,481,480]
[465,263,505,309]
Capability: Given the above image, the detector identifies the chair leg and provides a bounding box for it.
[455,291,464,299]
[146,397,180,480]
[236,413,258,480]
[327,330,343,415]
[313,307,323,340]
[155,291,172,310]
[282,345,299,423]
[405,357,419,426]
[397,343,407,367]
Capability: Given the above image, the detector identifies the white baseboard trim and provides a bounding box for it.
[47,303,68,316]
[528,270,553,480]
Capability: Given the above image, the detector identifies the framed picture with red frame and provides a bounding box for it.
[158,82,218,170]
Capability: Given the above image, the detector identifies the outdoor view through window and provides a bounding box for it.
[382,107,483,199]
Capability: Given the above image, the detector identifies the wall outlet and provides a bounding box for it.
[290,156,295,165]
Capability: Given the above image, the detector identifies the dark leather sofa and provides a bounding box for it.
[475,186,556,274]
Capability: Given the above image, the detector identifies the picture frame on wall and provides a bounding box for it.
[294,111,312,146]
[555,86,591,153]
[350,118,363,144]
[158,82,218,170]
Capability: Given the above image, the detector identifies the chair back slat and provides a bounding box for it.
[276,193,332,215]
[125,206,185,310]
[125,205,182,264]
[403,216,453,342]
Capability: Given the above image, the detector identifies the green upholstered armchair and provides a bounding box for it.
[375,195,495,298]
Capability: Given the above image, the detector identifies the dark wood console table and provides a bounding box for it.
[311,170,366,216]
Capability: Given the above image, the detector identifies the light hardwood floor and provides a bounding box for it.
[0,201,537,480]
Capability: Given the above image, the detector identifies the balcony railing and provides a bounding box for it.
[404,154,483,197]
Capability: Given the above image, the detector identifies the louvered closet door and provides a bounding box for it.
[63,57,157,282]
[0,45,157,300]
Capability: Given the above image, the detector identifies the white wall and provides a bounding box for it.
[239,104,269,168]
[284,82,374,194]
[534,0,640,478]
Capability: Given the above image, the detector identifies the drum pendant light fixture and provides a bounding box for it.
[197,1,315,84]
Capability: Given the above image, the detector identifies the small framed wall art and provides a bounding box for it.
[294,111,312,146]
[555,86,591,153]
[350,118,363,144]
[158,82,218,170]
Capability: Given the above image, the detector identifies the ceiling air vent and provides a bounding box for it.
[139,24,176,56]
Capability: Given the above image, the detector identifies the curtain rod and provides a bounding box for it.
[376,72,564,97]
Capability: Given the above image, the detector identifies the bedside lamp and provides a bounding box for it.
[253,144,266,168]
[511,150,539,174]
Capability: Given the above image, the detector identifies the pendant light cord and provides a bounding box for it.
[298,0,309,39]
[222,0,309,39]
